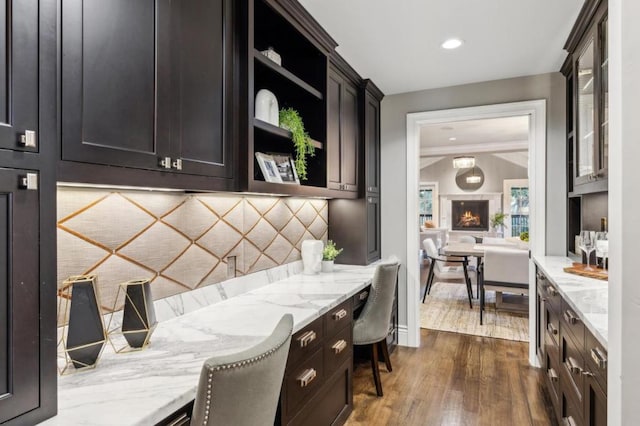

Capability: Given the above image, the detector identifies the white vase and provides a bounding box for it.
[301,240,323,275]
[321,260,334,273]
[255,89,279,126]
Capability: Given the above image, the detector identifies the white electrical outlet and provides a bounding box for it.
[226,256,236,278]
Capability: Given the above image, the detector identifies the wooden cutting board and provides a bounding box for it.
[563,263,608,281]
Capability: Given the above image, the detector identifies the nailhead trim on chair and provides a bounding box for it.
[200,325,293,425]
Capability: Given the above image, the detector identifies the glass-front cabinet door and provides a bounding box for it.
[575,34,596,185]
[598,15,609,178]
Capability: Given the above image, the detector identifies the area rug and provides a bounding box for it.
[420,282,529,342]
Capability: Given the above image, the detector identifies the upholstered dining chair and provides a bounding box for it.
[353,261,400,397]
[422,238,474,307]
[458,235,480,295]
[479,247,529,325]
[191,314,293,426]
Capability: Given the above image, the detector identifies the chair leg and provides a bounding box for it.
[370,343,383,397]
[423,262,435,303]
[480,283,484,325]
[379,340,392,372]
[462,259,473,309]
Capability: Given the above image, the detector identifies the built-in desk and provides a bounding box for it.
[42,264,378,426]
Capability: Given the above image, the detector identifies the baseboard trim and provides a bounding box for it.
[397,325,417,347]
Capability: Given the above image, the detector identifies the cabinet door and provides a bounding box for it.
[170,0,233,178]
[364,91,380,194]
[585,376,607,426]
[62,0,165,170]
[574,31,596,186]
[366,195,381,262]
[0,0,39,153]
[596,15,608,179]
[327,68,358,192]
[0,168,40,423]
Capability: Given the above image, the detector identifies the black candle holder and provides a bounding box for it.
[57,274,107,374]
[107,278,157,352]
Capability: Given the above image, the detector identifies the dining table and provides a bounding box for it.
[441,243,488,297]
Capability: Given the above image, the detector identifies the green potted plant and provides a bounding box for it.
[279,108,315,181]
[322,240,343,272]
[489,212,509,237]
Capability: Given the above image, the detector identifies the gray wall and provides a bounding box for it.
[421,154,528,195]
[381,72,567,331]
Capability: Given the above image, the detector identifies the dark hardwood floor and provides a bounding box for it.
[347,329,555,426]
[346,262,555,426]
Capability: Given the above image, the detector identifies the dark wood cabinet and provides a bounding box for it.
[60,0,235,186]
[327,56,359,193]
[362,80,383,195]
[0,0,39,153]
[563,0,608,196]
[277,298,354,425]
[536,267,607,426]
[366,195,381,263]
[0,168,42,423]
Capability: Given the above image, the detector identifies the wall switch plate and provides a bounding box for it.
[226,256,236,278]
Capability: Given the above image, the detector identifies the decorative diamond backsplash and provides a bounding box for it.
[57,187,328,318]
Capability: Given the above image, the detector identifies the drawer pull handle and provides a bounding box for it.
[297,330,317,348]
[564,310,580,325]
[591,347,607,369]
[333,309,348,321]
[546,323,558,335]
[566,357,582,375]
[562,416,577,426]
[332,339,347,354]
[297,368,317,388]
[547,368,559,382]
[546,286,558,297]
[359,291,369,301]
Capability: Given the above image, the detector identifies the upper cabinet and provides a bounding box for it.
[0,0,39,153]
[60,0,235,188]
[327,54,360,193]
[563,0,608,194]
[362,80,383,195]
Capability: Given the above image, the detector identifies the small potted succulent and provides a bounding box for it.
[321,240,343,273]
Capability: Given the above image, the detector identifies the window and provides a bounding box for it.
[510,186,529,237]
[419,189,433,226]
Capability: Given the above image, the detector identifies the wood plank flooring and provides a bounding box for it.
[346,329,556,426]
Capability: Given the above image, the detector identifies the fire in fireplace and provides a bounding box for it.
[451,200,489,231]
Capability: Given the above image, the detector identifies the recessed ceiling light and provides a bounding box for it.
[449,137,457,141]
[441,38,463,50]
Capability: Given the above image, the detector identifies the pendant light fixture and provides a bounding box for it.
[453,156,475,169]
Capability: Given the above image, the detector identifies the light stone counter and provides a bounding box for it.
[42,263,379,426]
[533,256,608,347]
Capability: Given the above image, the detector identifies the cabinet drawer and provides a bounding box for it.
[585,330,607,395]
[284,347,325,417]
[324,325,352,373]
[288,316,324,369]
[561,332,585,404]
[562,389,584,426]
[353,287,370,312]
[545,344,561,410]
[325,300,352,339]
[545,301,561,348]
[561,300,585,348]
[540,279,562,313]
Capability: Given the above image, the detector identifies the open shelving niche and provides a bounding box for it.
[250,0,328,194]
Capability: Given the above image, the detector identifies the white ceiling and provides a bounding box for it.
[299,0,584,94]
[420,115,529,156]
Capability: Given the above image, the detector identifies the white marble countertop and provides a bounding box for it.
[533,256,608,347]
[42,264,378,426]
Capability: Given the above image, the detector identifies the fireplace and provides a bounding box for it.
[451,200,489,231]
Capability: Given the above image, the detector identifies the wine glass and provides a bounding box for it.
[579,230,596,271]
[596,231,609,273]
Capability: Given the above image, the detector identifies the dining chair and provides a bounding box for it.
[479,247,529,325]
[422,238,474,308]
[191,314,293,426]
[353,261,400,397]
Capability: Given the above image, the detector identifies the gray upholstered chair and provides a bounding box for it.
[353,261,400,397]
[191,314,293,426]
[480,247,529,324]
